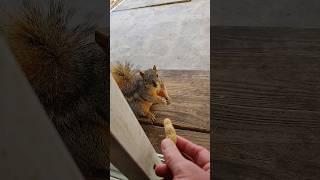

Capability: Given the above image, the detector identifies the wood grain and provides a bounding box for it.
[212,26,320,179]
[138,70,210,133]
[110,0,124,10]
[141,124,210,153]
[114,0,191,12]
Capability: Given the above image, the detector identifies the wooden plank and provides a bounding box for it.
[138,70,210,133]
[110,164,129,180]
[213,143,320,180]
[0,38,84,179]
[110,75,161,180]
[110,0,125,10]
[212,26,320,179]
[141,124,210,153]
[110,154,165,180]
[114,0,191,12]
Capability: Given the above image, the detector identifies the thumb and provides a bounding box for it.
[161,138,186,174]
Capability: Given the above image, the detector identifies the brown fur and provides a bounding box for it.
[1,0,109,178]
[112,63,171,122]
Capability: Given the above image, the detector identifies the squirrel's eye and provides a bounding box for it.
[156,74,159,77]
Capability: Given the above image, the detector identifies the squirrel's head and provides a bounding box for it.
[140,65,160,89]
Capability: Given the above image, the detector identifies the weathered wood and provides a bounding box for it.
[138,70,210,133]
[110,164,129,180]
[110,75,161,180]
[212,26,320,179]
[141,124,210,153]
[113,0,192,12]
[0,38,84,180]
[110,0,125,10]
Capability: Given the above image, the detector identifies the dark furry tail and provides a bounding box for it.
[2,0,105,114]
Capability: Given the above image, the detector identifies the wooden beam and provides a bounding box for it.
[110,0,125,11]
[0,38,84,179]
[110,75,161,180]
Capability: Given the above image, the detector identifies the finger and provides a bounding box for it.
[155,164,171,178]
[176,136,210,169]
[161,138,186,174]
[203,162,210,172]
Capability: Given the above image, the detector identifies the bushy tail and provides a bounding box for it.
[1,0,105,111]
[111,62,137,95]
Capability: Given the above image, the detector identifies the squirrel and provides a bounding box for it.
[1,0,108,179]
[111,62,171,122]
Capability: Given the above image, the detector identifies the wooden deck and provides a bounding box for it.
[137,70,210,153]
[212,26,320,179]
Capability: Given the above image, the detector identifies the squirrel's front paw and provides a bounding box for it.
[159,98,167,105]
[165,96,171,105]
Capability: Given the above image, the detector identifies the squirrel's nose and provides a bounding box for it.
[152,80,157,87]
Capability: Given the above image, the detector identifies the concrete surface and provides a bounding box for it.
[110,0,210,70]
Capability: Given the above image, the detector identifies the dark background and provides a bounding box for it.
[213,0,320,28]
[212,0,320,179]
[1,0,107,27]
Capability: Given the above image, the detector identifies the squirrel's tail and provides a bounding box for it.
[1,0,105,111]
[111,62,137,94]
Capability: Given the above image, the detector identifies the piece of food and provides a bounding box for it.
[158,80,171,105]
[163,118,177,143]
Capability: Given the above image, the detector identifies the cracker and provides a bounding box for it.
[163,118,177,143]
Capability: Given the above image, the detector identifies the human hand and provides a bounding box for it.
[155,136,210,180]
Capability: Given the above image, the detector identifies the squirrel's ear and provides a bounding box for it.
[140,71,145,77]
[153,65,157,71]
